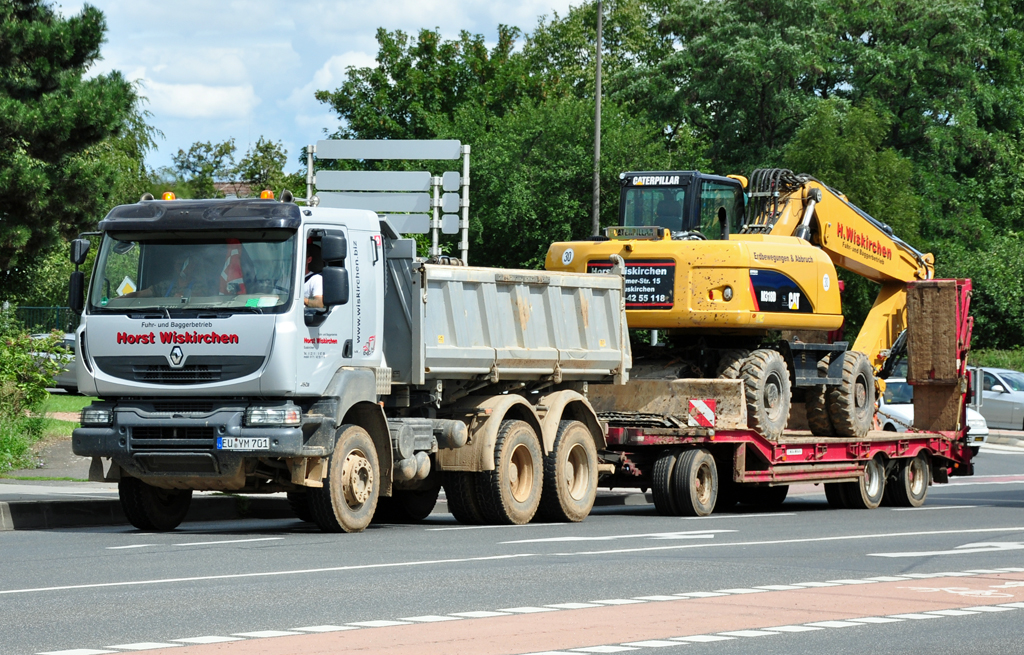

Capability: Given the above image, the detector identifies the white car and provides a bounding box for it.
[878,378,988,455]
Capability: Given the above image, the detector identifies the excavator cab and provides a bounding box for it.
[618,171,744,240]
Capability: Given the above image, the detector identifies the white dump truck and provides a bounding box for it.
[69,194,630,532]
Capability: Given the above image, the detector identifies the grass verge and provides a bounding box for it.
[0,417,78,474]
[972,349,1024,372]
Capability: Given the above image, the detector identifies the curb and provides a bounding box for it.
[0,495,293,531]
[987,434,1024,448]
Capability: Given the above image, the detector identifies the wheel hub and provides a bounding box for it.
[565,443,590,501]
[508,443,534,503]
[341,450,373,507]
[694,463,712,505]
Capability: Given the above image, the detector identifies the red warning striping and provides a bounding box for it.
[136,572,1024,655]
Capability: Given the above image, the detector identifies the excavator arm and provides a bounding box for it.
[747,169,934,370]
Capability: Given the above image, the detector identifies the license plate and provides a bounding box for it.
[217,437,269,451]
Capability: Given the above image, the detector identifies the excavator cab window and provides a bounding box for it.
[622,186,686,232]
[698,180,743,239]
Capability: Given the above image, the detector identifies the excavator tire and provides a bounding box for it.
[740,349,791,441]
[715,349,750,379]
[805,384,836,437]
[827,351,875,438]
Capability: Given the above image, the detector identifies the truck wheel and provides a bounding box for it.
[840,457,886,509]
[286,491,314,522]
[715,349,750,379]
[887,454,929,507]
[827,351,875,438]
[651,449,681,516]
[118,477,192,531]
[740,349,791,440]
[310,424,379,533]
[823,482,847,509]
[805,385,836,437]
[672,449,718,517]
[538,421,598,522]
[442,472,486,524]
[738,484,789,508]
[478,420,544,524]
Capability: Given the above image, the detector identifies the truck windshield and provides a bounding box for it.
[88,231,296,314]
[623,186,687,232]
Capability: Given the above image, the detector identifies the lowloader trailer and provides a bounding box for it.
[69,195,630,532]
[589,278,975,515]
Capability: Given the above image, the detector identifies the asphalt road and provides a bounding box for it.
[4,444,1024,655]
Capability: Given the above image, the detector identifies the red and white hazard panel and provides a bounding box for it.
[687,399,717,427]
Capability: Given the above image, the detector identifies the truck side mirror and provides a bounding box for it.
[69,271,85,314]
[321,235,348,264]
[70,239,90,265]
[321,266,350,306]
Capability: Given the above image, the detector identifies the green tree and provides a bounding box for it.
[237,137,288,195]
[171,139,236,198]
[0,0,137,271]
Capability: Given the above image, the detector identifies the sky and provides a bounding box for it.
[58,0,579,174]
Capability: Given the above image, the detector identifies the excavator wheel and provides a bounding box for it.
[805,385,836,437]
[740,349,791,441]
[827,351,875,438]
[715,349,750,379]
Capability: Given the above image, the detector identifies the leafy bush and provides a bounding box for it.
[0,305,64,472]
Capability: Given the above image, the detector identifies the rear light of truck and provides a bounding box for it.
[246,406,300,426]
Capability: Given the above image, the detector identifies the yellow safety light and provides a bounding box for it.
[260,190,274,199]
[162,191,176,200]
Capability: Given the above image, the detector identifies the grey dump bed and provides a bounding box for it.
[384,241,630,386]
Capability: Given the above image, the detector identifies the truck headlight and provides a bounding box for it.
[80,408,113,426]
[246,406,301,426]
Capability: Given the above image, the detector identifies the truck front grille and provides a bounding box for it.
[94,356,264,385]
[129,426,217,452]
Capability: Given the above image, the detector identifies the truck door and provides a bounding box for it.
[296,226,354,392]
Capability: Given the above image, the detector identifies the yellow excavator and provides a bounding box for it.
[545,169,934,440]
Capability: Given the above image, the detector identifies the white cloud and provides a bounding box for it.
[145,80,260,120]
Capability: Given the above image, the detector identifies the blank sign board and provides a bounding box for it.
[441,193,461,214]
[317,191,431,213]
[442,214,459,234]
[317,171,431,192]
[317,140,462,161]
[442,171,461,191]
[384,214,430,234]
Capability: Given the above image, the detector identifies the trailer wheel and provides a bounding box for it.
[310,424,379,533]
[478,420,544,524]
[715,349,750,379]
[651,449,681,516]
[673,449,718,517]
[286,491,314,522]
[841,457,886,509]
[538,421,598,522]
[442,472,486,525]
[740,349,791,440]
[887,454,929,507]
[118,477,192,532]
[738,485,789,508]
[805,385,835,437]
[827,351,875,438]
[823,482,847,509]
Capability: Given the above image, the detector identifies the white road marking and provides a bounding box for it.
[961,605,1017,612]
[171,637,243,644]
[892,505,976,511]
[671,635,734,642]
[827,579,877,584]
[450,610,510,618]
[715,588,766,594]
[791,582,842,587]
[888,613,941,620]
[621,640,686,647]
[500,606,559,613]
[849,617,903,623]
[38,650,116,655]
[345,620,410,628]
[571,647,638,653]
[768,625,823,632]
[803,621,864,628]
[679,512,795,520]
[869,541,1024,557]
[427,523,553,531]
[755,585,804,591]
[547,603,602,609]
[717,630,778,637]
[999,602,1024,608]
[105,644,180,651]
[942,480,1024,486]
[864,576,914,581]
[291,625,358,632]
[925,609,980,616]
[500,530,730,545]
[175,537,284,547]
[633,595,684,601]
[400,615,462,622]
[674,592,728,598]
[231,630,302,637]
[106,545,154,550]
[592,599,646,605]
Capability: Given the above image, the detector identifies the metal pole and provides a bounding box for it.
[591,0,603,236]
[460,145,470,264]
[306,144,314,203]
[431,176,441,258]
